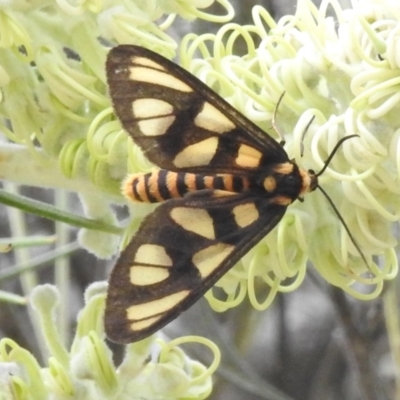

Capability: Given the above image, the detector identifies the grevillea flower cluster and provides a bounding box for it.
[0,284,219,399]
[176,0,400,310]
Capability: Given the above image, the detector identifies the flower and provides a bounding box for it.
[0,0,398,360]
[178,0,400,307]
[0,284,218,399]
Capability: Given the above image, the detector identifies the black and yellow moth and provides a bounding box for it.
[105,45,326,344]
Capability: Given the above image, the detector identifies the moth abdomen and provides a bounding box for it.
[122,169,251,203]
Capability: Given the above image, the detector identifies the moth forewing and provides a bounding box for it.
[105,45,290,174]
[105,45,319,344]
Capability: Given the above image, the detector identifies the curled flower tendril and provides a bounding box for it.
[178,0,400,304]
[1,0,399,349]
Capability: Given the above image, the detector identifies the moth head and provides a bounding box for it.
[299,168,318,195]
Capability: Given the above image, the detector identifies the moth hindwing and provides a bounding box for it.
[105,45,318,344]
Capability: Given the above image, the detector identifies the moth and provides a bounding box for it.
[105,45,353,344]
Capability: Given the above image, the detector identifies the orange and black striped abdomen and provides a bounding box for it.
[123,169,250,203]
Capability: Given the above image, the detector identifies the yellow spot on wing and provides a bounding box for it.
[130,315,162,332]
[235,144,262,168]
[173,137,218,168]
[132,98,173,119]
[271,196,292,206]
[129,67,193,92]
[130,266,169,285]
[212,190,237,197]
[232,203,259,228]
[170,207,215,239]
[134,244,173,266]
[138,115,176,136]
[133,56,166,71]
[194,102,236,133]
[126,290,190,320]
[192,243,235,278]
[274,163,294,174]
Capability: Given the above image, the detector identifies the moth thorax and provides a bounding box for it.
[268,162,308,202]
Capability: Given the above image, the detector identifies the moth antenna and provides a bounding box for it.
[300,115,316,157]
[272,91,286,145]
[316,134,359,177]
[316,184,369,269]
[314,134,368,269]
